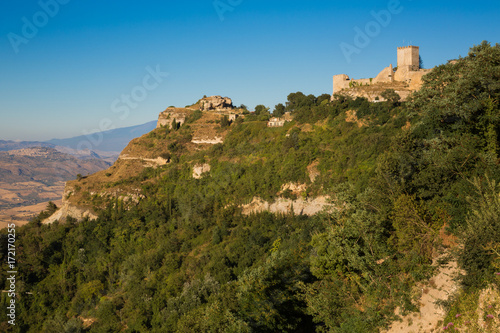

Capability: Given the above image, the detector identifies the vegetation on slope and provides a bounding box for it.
[1,41,500,332]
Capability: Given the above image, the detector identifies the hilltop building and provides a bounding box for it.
[267,112,293,127]
[268,117,285,127]
[332,46,433,101]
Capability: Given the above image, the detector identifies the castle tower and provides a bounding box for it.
[397,46,419,71]
[332,74,350,94]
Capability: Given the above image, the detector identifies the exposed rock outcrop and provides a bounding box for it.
[191,137,223,145]
[241,196,334,216]
[157,108,191,129]
[43,187,97,224]
[307,161,320,182]
[192,163,211,179]
[199,96,233,112]
[118,154,169,167]
[43,201,97,224]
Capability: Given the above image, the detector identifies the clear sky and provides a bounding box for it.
[1,0,499,141]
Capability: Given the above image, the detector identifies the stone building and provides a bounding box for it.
[267,112,293,127]
[268,117,285,127]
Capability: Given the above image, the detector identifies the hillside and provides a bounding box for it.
[2,42,500,332]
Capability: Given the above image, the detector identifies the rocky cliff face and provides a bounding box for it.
[199,95,234,112]
[156,108,192,129]
[44,98,234,224]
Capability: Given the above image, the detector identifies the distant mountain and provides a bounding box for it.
[0,140,54,151]
[52,146,119,163]
[46,120,157,152]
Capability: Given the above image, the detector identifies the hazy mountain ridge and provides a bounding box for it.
[46,120,157,152]
[0,140,54,151]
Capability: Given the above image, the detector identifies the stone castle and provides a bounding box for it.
[332,46,433,101]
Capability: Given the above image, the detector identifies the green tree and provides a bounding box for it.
[254,104,270,115]
[220,115,230,128]
[286,92,316,112]
[381,89,401,105]
[236,250,313,331]
[46,201,58,215]
[171,119,179,130]
[273,103,286,117]
[461,177,500,288]
[390,194,439,261]
[240,104,250,114]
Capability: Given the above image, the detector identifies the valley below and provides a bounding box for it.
[0,147,112,227]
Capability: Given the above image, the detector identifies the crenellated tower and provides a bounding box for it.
[397,46,420,71]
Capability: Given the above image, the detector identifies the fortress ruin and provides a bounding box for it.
[332,46,433,101]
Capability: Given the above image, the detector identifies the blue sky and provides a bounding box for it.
[1,0,499,141]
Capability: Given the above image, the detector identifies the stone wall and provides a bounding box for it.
[373,64,394,84]
[333,75,373,95]
[407,69,433,90]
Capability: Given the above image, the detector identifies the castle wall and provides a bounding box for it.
[407,69,433,90]
[351,78,372,86]
[373,65,394,84]
[394,65,410,82]
[333,74,350,94]
[334,65,394,95]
